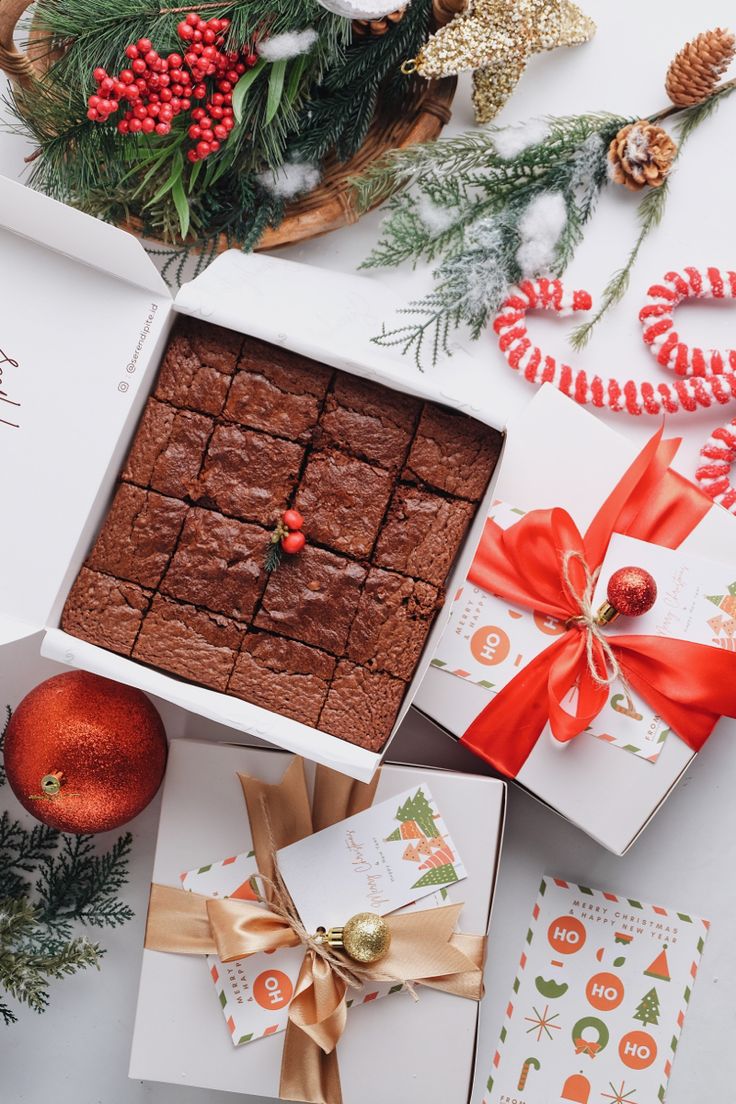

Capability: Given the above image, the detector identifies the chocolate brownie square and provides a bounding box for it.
[122,398,212,499]
[155,319,243,416]
[347,568,443,680]
[255,545,366,654]
[318,661,405,750]
[133,595,242,691]
[374,486,475,587]
[228,633,336,727]
[86,483,186,588]
[317,375,420,469]
[294,449,393,558]
[403,404,502,501]
[61,568,151,656]
[224,338,333,440]
[160,508,267,621]
[191,424,304,526]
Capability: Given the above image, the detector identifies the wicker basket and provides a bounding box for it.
[0,0,458,250]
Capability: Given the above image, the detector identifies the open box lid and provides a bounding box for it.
[0,177,173,641]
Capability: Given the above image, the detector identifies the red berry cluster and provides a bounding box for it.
[280,509,306,554]
[87,14,258,161]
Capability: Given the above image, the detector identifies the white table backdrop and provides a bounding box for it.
[2,0,736,1099]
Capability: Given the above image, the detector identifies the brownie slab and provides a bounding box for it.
[224,338,333,440]
[61,568,151,656]
[155,319,242,416]
[374,485,475,587]
[347,567,443,680]
[228,633,336,727]
[133,595,242,691]
[161,508,267,621]
[317,375,420,470]
[255,545,366,654]
[295,449,393,558]
[318,661,405,751]
[86,483,186,588]
[122,398,212,499]
[191,424,304,526]
[404,404,502,502]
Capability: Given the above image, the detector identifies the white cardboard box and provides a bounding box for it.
[0,176,504,782]
[415,384,736,855]
[129,737,506,1102]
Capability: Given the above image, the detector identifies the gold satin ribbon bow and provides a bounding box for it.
[144,758,487,1104]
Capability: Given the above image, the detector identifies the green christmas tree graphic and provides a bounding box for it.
[412,862,460,889]
[386,788,437,840]
[633,987,661,1027]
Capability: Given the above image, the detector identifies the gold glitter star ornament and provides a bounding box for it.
[404,0,596,123]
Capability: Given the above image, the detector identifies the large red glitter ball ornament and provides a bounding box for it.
[606,566,658,618]
[4,671,167,833]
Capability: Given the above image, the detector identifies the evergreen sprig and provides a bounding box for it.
[0,709,134,1024]
[360,113,626,368]
[5,0,422,259]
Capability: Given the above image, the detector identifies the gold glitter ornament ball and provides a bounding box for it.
[342,912,392,963]
[4,671,167,833]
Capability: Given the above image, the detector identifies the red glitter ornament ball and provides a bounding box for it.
[4,671,167,834]
[606,566,658,618]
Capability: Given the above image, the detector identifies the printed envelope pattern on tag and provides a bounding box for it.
[484,876,709,1104]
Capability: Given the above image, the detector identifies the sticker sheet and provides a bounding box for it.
[484,876,709,1104]
[181,784,466,1047]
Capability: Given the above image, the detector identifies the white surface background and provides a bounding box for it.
[1,0,736,1099]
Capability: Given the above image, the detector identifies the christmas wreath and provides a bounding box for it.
[4,0,439,270]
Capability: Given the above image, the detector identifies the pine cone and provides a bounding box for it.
[352,8,405,36]
[608,121,677,191]
[666,28,735,106]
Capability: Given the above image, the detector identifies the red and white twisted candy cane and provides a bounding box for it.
[493,267,736,416]
[697,419,736,514]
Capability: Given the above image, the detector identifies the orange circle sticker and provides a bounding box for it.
[253,969,294,1011]
[547,915,586,955]
[585,972,625,1011]
[619,1030,658,1070]
[533,611,564,636]
[470,626,510,666]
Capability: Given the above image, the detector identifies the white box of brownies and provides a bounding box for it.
[0,177,504,780]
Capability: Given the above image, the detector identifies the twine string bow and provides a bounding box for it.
[562,550,623,690]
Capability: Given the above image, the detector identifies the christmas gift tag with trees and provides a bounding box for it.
[484,876,709,1104]
[278,784,466,933]
[181,784,466,1046]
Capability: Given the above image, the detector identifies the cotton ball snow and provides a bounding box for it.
[257,161,322,199]
[516,192,567,277]
[257,29,318,61]
[493,118,551,160]
[417,195,454,236]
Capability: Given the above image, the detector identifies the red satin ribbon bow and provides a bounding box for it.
[461,429,736,778]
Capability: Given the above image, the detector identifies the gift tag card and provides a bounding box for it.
[431,501,671,763]
[277,784,467,934]
[594,533,736,650]
[484,876,709,1104]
